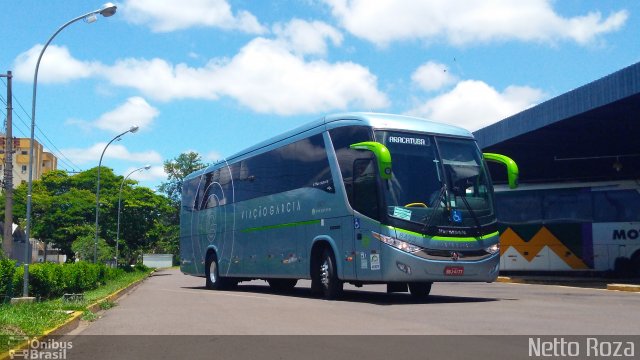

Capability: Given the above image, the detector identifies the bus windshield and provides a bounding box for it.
[375,131,495,234]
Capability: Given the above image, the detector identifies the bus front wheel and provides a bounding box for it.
[408,282,432,299]
[319,248,343,300]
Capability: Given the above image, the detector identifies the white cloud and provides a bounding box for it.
[93,97,159,133]
[13,45,97,84]
[102,58,219,102]
[408,80,546,131]
[12,20,386,116]
[62,143,163,165]
[121,0,266,33]
[66,97,159,134]
[204,151,223,163]
[411,61,457,91]
[204,38,388,114]
[323,0,628,46]
[101,37,388,114]
[273,19,343,56]
[125,165,167,182]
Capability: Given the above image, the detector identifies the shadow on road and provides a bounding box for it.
[180,283,501,305]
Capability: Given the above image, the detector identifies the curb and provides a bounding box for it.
[0,271,153,360]
[498,276,640,292]
[497,276,523,284]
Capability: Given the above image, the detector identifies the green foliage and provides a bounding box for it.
[0,257,17,300]
[72,234,113,263]
[158,151,207,207]
[9,161,181,265]
[8,261,138,299]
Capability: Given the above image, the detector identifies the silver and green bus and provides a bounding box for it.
[180,112,518,299]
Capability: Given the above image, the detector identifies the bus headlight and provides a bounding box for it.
[485,243,500,254]
[372,232,421,253]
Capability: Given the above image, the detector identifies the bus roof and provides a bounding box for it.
[187,112,473,180]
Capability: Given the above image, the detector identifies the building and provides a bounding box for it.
[0,137,58,188]
[475,61,640,275]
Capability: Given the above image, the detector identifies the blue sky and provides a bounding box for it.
[1,0,639,190]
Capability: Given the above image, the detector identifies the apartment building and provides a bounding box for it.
[0,137,58,188]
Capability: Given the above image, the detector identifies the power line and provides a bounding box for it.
[0,77,83,172]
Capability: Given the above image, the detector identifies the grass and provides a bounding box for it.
[0,268,151,353]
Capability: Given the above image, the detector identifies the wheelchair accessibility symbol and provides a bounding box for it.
[451,210,463,223]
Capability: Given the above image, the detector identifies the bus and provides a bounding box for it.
[495,181,640,275]
[180,112,518,299]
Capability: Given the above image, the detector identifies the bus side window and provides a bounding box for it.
[353,158,380,220]
[329,126,374,206]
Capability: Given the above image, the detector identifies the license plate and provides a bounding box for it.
[444,266,464,276]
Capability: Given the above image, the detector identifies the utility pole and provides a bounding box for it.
[1,71,13,257]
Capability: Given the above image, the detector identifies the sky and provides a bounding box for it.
[1,0,639,190]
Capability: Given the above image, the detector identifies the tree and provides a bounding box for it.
[158,152,207,208]
[8,166,179,264]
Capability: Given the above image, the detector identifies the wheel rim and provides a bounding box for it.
[320,259,330,287]
[209,260,217,284]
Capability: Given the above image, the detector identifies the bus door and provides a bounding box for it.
[352,157,383,281]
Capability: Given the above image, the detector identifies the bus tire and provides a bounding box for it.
[205,252,235,290]
[319,248,343,300]
[408,282,432,299]
[267,279,298,292]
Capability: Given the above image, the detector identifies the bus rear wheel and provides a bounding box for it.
[319,248,343,300]
[408,282,432,299]
[205,252,235,290]
[267,279,298,292]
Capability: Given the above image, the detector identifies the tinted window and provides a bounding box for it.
[329,126,373,206]
[234,133,333,203]
[181,177,200,212]
[593,190,640,222]
[201,168,235,209]
[352,158,379,220]
[543,189,592,222]
[495,190,543,224]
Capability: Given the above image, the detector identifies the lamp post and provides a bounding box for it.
[94,125,139,263]
[115,165,151,267]
[24,3,117,298]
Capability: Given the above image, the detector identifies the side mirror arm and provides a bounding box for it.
[349,141,392,180]
[483,153,519,189]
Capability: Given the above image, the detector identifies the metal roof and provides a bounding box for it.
[474,62,640,184]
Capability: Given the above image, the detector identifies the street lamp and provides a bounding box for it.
[94,125,139,263]
[24,3,117,298]
[115,164,151,267]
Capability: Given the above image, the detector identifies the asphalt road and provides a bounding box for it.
[55,268,639,359]
[71,267,640,335]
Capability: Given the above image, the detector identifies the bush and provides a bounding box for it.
[0,257,17,299]
[7,261,131,299]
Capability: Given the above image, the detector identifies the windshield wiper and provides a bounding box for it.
[458,194,482,237]
[421,183,450,233]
